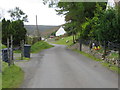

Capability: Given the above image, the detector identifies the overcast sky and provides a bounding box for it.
[0,0,65,25]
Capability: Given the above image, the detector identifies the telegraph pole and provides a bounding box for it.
[36,15,41,41]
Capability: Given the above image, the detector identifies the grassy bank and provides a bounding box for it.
[13,41,54,53]
[16,57,30,61]
[74,49,120,74]
[31,41,54,53]
[0,73,1,90]
[51,36,73,46]
[14,50,21,53]
[2,61,24,88]
[0,44,7,49]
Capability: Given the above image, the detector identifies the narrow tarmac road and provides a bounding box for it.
[17,44,118,88]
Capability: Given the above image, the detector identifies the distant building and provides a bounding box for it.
[41,37,45,40]
[106,0,120,9]
[106,0,115,9]
[56,26,66,36]
[50,36,54,38]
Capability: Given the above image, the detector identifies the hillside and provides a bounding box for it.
[25,25,60,37]
[0,24,60,37]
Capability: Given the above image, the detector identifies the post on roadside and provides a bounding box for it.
[10,35,14,64]
[7,37,10,66]
[21,40,24,60]
[79,39,82,51]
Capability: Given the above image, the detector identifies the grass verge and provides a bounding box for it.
[0,44,7,50]
[0,73,1,90]
[74,49,102,62]
[51,36,73,46]
[31,41,54,53]
[2,61,24,88]
[14,50,21,53]
[16,57,30,61]
[74,49,120,74]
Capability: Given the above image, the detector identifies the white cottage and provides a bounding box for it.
[106,0,115,9]
[56,26,66,36]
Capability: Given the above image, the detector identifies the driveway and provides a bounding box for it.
[16,44,118,88]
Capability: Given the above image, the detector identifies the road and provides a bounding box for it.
[17,44,118,88]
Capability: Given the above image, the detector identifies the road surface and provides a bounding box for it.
[17,44,118,88]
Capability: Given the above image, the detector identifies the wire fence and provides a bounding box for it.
[79,39,120,67]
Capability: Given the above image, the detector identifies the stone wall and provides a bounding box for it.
[69,43,119,67]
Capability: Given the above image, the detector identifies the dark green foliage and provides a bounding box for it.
[2,7,28,46]
[12,20,27,45]
[94,7,119,44]
[2,19,27,46]
[51,30,57,36]
[8,7,28,22]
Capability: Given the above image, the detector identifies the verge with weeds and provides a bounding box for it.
[2,61,24,88]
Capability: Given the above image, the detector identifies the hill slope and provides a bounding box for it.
[25,25,60,37]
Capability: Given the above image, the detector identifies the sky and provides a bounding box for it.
[0,0,65,25]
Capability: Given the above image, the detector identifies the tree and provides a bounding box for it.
[8,7,28,22]
[2,18,11,45]
[2,19,27,46]
[89,4,120,59]
[2,7,28,46]
[11,20,27,45]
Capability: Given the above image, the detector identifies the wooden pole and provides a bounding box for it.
[36,15,41,41]
[7,37,10,66]
[79,39,82,51]
[10,35,14,64]
[21,40,24,60]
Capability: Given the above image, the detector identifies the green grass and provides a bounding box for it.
[51,36,73,46]
[74,49,102,62]
[16,57,30,61]
[108,52,119,59]
[14,50,21,53]
[0,41,6,49]
[31,41,54,53]
[74,49,120,74]
[0,44,7,50]
[101,62,120,73]
[2,62,24,88]
[0,73,1,90]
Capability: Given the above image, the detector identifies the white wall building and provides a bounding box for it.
[106,0,115,9]
[56,26,66,36]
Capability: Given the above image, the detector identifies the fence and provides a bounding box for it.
[78,39,120,67]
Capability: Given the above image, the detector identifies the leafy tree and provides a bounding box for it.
[8,7,28,22]
[11,20,27,45]
[2,7,28,46]
[2,18,11,45]
[2,19,27,46]
[89,4,120,58]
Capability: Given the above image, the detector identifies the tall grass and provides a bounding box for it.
[2,62,24,88]
[31,41,54,53]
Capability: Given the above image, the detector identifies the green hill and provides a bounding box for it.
[25,25,60,37]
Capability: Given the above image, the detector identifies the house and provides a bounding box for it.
[106,0,120,9]
[106,0,115,9]
[56,26,66,36]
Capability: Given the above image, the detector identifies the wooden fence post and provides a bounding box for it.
[7,37,10,66]
[10,35,14,64]
[79,39,82,51]
[21,40,24,60]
